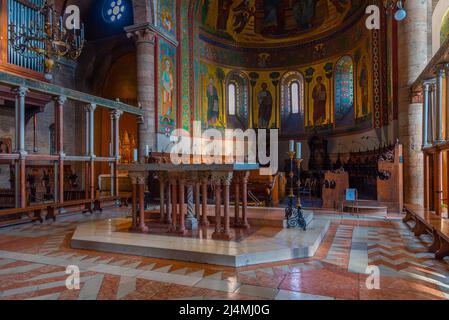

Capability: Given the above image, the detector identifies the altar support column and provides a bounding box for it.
[178,175,186,234]
[169,177,178,232]
[13,87,28,208]
[195,181,201,219]
[159,172,166,223]
[85,104,96,211]
[126,26,156,160]
[137,174,149,232]
[241,171,250,229]
[435,67,444,143]
[397,0,428,205]
[234,175,240,226]
[54,96,66,206]
[422,82,431,148]
[130,175,138,230]
[222,173,233,240]
[200,174,209,226]
[212,174,222,239]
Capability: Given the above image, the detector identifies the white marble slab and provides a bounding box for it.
[71,215,330,267]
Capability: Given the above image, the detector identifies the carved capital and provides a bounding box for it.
[410,88,423,104]
[137,115,145,125]
[110,109,123,121]
[53,95,67,106]
[84,103,97,113]
[127,28,156,44]
[129,172,146,185]
[222,172,233,186]
[12,86,28,97]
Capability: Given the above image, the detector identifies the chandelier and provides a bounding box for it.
[8,0,85,80]
[383,0,407,21]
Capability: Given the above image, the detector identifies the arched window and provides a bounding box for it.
[290,82,300,114]
[103,0,126,23]
[281,71,305,135]
[228,83,236,116]
[226,72,249,129]
[335,56,354,127]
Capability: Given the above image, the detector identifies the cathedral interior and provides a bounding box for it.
[0,0,448,302]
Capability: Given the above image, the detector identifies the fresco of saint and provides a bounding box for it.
[292,0,316,30]
[161,57,174,118]
[258,82,273,128]
[312,76,327,124]
[359,61,369,116]
[207,77,220,126]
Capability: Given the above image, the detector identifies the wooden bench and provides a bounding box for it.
[404,204,449,259]
[0,203,57,223]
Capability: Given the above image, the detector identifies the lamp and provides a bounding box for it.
[8,0,85,80]
[383,0,407,22]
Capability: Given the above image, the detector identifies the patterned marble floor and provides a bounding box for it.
[0,208,447,300]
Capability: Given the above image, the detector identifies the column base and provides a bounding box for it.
[234,222,250,229]
[186,217,199,231]
[140,224,150,233]
[212,232,232,241]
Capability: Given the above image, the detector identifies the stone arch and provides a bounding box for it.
[432,0,449,55]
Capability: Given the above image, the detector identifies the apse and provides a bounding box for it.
[193,0,377,140]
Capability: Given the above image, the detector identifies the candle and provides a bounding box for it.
[145,145,149,157]
[296,142,302,159]
[133,149,138,162]
[289,140,295,153]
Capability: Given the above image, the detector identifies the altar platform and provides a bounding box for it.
[71,208,330,267]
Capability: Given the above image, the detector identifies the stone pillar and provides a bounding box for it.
[195,181,201,219]
[126,26,156,159]
[435,67,444,143]
[429,83,435,143]
[446,64,449,140]
[397,0,428,205]
[222,173,233,240]
[240,171,250,229]
[212,174,222,239]
[186,173,199,231]
[137,174,149,232]
[169,177,178,232]
[200,174,209,226]
[159,172,167,223]
[54,96,66,205]
[13,87,27,209]
[130,175,138,230]
[422,82,430,148]
[234,175,240,226]
[178,175,186,234]
[110,110,122,202]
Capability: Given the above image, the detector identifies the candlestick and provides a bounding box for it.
[296,142,302,159]
[289,140,295,153]
[133,149,138,163]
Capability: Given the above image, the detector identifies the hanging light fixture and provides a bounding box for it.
[8,0,85,80]
[383,0,407,22]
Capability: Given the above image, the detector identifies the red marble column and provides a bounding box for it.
[138,179,149,232]
[131,177,138,230]
[234,175,240,227]
[201,175,209,226]
[169,178,178,232]
[222,174,232,240]
[212,176,222,240]
[178,176,186,234]
[241,171,250,229]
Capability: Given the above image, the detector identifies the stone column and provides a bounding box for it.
[446,64,449,140]
[110,110,123,202]
[422,82,430,148]
[169,176,178,232]
[429,83,435,144]
[13,87,28,208]
[234,175,240,226]
[222,173,233,240]
[186,173,198,231]
[397,0,428,205]
[137,174,149,232]
[195,181,201,219]
[126,26,156,159]
[435,67,444,143]
[158,172,167,223]
[240,171,250,229]
[200,173,209,226]
[130,175,138,230]
[54,96,66,205]
[212,174,222,239]
[178,175,186,234]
